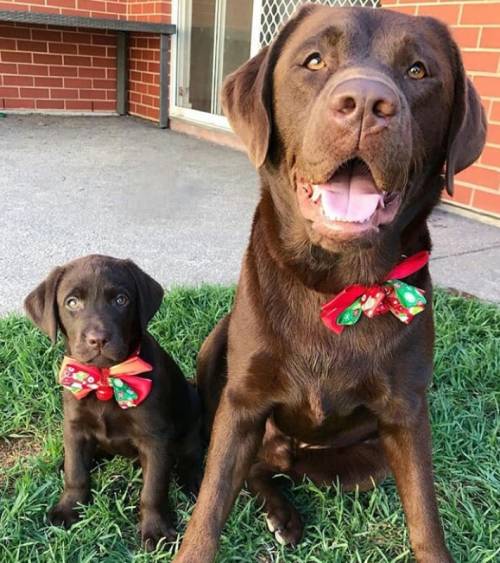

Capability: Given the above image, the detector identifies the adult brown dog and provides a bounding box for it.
[175,5,486,563]
[25,255,202,550]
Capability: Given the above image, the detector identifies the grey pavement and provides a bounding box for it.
[0,115,499,316]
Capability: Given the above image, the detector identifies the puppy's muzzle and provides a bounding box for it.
[84,328,111,351]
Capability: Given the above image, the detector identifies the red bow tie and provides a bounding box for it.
[321,251,430,334]
[59,351,153,409]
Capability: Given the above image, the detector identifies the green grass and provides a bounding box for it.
[0,286,498,562]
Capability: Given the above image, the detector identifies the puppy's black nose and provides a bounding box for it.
[85,329,110,349]
[330,77,400,134]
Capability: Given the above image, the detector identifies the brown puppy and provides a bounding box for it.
[25,255,202,550]
[175,5,486,563]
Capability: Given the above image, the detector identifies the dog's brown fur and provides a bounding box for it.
[175,5,486,562]
[25,255,203,550]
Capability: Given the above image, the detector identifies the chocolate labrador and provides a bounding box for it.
[25,255,202,549]
[175,5,486,563]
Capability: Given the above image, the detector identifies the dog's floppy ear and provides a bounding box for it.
[221,3,317,168]
[221,46,273,169]
[445,43,487,196]
[24,267,65,343]
[125,260,164,332]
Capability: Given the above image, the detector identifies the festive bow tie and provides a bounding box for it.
[59,351,153,409]
[321,251,429,334]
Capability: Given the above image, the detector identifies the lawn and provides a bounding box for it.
[0,287,498,562]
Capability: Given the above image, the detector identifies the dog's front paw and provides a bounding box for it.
[173,550,205,563]
[417,551,455,563]
[265,502,303,547]
[141,513,177,551]
[48,503,80,528]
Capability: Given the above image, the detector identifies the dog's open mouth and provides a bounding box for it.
[297,158,401,238]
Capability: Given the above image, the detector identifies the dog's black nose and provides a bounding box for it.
[330,77,399,134]
[85,329,110,349]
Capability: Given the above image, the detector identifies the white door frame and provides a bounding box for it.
[250,0,262,55]
[174,0,192,110]
[169,0,262,130]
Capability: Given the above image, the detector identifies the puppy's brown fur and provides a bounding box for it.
[175,6,486,563]
[25,255,202,550]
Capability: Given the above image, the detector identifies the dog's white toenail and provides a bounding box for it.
[265,515,277,533]
[275,530,289,545]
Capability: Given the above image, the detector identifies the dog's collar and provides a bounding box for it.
[321,251,430,334]
[59,349,153,409]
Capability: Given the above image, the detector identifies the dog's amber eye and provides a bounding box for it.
[304,53,326,71]
[407,62,427,80]
[65,296,80,310]
[115,294,129,307]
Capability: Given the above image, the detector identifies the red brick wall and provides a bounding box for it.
[0,23,116,111]
[0,0,171,21]
[384,1,500,217]
[125,2,170,122]
[0,1,171,119]
[0,0,126,19]
[127,0,171,23]
[128,31,161,121]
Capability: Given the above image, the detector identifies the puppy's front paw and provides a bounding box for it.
[48,503,80,528]
[141,513,177,551]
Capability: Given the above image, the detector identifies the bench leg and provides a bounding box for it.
[116,31,128,116]
[159,33,169,129]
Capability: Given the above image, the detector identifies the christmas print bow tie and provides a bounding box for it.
[59,351,153,409]
[320,251,429,335]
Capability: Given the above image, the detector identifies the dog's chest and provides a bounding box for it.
[73,399,138,456]
[272,387,378,445]
[276,375,373,423]
[272,343,392,441]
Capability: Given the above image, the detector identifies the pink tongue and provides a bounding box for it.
[318,164,382,223]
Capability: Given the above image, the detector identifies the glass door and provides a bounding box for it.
[174,0,259,124]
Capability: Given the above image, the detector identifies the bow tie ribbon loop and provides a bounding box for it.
[59,352,153,409]
[321,251,430,334]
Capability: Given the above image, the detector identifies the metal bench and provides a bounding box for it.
[0,10,176,127]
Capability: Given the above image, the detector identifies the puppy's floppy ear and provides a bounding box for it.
[221,3,317,168]
[24,267,64,343]
[125,260,164,332]
[445,43,487,196]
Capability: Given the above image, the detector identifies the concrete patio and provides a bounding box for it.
[0,115,498,316]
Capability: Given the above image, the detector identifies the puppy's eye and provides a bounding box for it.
[65,296,80,310]
[407,62,427,80]
[114,294,129,307]
[304,53,326,71]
